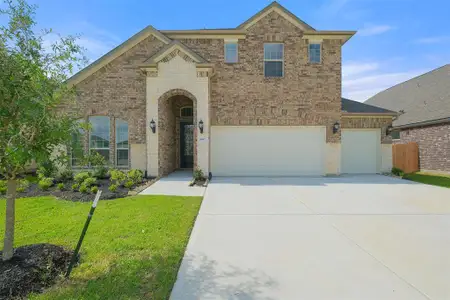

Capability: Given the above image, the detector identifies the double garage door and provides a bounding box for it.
[210,126,381,176]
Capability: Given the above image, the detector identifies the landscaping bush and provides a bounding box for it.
[110,169,126,185]
[71,183,79,191]
[88,152,110,179]
[91,186,98,194]
[74,172,90,184]
[127,169,143,185]
[56,169,74,182]
[38,177,54,191]
[57,183,65,191]
[193,168,205,181]
[0,180,6,195]
[82,177,97,187]
[37,161,56,179]
[16,179,30,193]
[124,180,134,189]
[391,167,404,177]
[109,184,118,192]
[79,184,88,193]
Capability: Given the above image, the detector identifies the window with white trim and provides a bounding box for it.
[71,119,85,167]
[116,119,129,166]
[309,43,321,64]
[89,116,110,161]
[224,42,238,63]
[264,43,284,77]
[390,130,400,140]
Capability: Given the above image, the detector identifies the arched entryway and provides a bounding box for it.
[157,89,197,176]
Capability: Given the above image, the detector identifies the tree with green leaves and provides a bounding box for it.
[0,0,86,260]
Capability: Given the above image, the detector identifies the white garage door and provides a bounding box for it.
[211,126,326,176]
[341,129,380,174]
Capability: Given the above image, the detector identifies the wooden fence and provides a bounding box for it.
[392,142,419,174]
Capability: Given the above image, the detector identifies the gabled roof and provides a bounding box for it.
[365,64,450,127]
[238,1,315,31]
[142,40,208,65]
[342,98,397,115]
[67,26,171,86]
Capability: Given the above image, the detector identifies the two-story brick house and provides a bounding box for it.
[66,1,396,177]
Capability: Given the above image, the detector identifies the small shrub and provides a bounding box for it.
[16,179,30,193]
[37,161,56,178]
[71,183,79,191]
[56,169,74,182]
[110,169,126,185]
[193,168,205,181]
[91,186,99,194]
[57,183,65,191]
[124,180,134,189]
[38,177,54,191]
[127,169,144,185]
[109,184,118,192]
[391,167,404,177]
[74,171,90,184]
[89,152,110,179]
[82,177,97,187]
[0,180,6,195]
[79,184,88,193]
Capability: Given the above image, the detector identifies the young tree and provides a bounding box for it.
[0,0,86,260]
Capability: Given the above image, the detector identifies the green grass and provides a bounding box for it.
[0,195,202,299]
[403,172,450,188]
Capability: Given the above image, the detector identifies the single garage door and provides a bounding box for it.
[211,126,326,176]
[341,129,380,174]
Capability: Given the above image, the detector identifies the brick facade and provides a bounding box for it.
[399,123,450,172]
[181,11,343,143]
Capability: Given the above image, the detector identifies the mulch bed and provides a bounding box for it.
[0,244,75,300]
[17,178,156,202]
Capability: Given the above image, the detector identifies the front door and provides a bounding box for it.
[180,122,194,168]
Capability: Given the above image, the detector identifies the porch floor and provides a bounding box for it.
[140,170,206,197]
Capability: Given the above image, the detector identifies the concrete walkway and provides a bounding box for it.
[140,170,205,197]
[171,175,450,300]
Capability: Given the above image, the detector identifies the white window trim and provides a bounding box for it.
[224,42,238,64]
[263,43,284,77]
[116,120,129,167]
[308,41,322,64]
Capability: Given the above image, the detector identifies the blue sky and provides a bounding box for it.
[27,0,450,101]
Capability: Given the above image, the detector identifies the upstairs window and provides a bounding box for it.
[309,43,321,64]
[224,42,238,63]
[264,43,284,77]
[89,116,110,161]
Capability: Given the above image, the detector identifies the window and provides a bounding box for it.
[89,116,110,161]
[309,43,321,64]
[264,43,284,77]
[180,107,193,118]
[71,119,85,167]
[116,119,129,166]
[390,130,400,140]
[224,42,238,63]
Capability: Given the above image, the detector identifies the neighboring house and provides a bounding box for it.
[366,64,450,173]
[65,1,396,177]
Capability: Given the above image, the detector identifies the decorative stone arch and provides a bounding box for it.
[157,88,198,176]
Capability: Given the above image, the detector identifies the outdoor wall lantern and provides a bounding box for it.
[150,119,156,134]
[386,124,393,136]
[198,119,204,134]
[332,121,340,134]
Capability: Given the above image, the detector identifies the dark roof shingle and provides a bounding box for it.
[341,98,397,114]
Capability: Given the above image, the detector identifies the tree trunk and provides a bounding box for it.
[2,179,17,261]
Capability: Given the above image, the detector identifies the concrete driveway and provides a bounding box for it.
[170,175,450,300]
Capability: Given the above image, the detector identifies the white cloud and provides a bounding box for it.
[343,69,426,101]
[358,24,395,36]
[343,62,379,77]
[414,36,450,44]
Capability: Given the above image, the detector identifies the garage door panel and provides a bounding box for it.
[211,126,326,176]
[341,129,380,174]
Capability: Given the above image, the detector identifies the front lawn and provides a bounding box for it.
[0,195,202,299]
[403,172,450,188]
